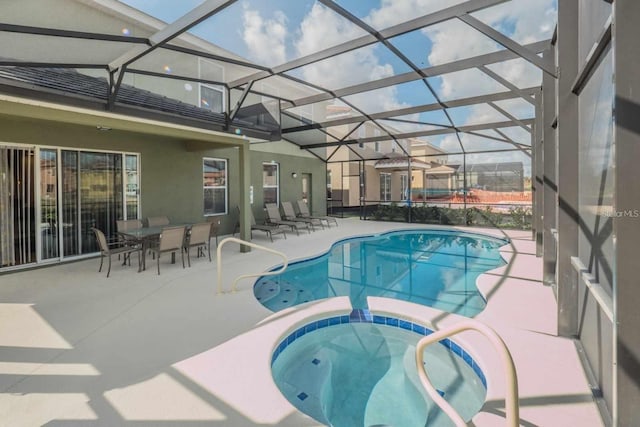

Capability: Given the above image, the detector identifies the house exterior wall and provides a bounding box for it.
[0,114,325,238]
[248,149,326,223]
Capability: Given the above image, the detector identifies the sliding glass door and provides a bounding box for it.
[2,144,138,270]
[40,149,59,260]
[61,150,79,257]
[0,146,36,267]
[62,150,124,255]
[79,151,123,254]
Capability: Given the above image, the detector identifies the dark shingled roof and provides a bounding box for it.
[0,66,226,126]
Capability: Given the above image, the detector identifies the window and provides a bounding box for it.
[401,174,409,200]
[263,162,279,206]
[380,173,391,201]
[199,59,225,113]
[200,85,224,113]
[358,125,365,148]
[203,158,227,216]
[326,170,332,199]
[125,154,139,219]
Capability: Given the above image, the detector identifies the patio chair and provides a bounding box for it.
[184,222,212,266]
[297,199,338,227]
[146,216,170,227]
[91,227,140,278]
[148,225,186,275]
[116,219,143,231]
[233,206,287,242]
[206,217,220,248]
[115,219,144,258]
[265,203,310,235]
[281,201,322,230]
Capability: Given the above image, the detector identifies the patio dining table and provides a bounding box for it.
[118,224,191,272]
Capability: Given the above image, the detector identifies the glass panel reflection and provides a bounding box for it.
[61,150,79,257]
[79,152,123,254]
[125,155,139,220]
[40,149,58,260]
[263,163,279,207]
[578,48,614,293]
[578,0,612,65]
[203,158,227,216]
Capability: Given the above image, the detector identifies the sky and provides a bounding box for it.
[120,0,557,168]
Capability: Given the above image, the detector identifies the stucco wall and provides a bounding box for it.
[248,149,326,223]
[0,114,325,235]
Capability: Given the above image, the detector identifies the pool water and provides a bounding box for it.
[255,230,507,316]
[272,321,486,427]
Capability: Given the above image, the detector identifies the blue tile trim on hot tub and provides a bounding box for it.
[271,310,488,389]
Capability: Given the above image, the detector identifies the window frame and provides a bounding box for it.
[203,157,228,216]
[198,58,225,113]
[263,162,280,207]
[400,174,409,201]
[380,172,391,202]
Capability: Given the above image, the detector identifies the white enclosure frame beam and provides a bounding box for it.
[459,14,557,77]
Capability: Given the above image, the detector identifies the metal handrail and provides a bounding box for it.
[415,320,519,427]
[216,237,289,294]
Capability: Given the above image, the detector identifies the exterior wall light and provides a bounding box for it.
[291,172,298,178]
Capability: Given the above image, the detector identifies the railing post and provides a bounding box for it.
[216,237,289,294]
[415,320,519,427]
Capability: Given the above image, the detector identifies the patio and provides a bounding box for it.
[0,220,603,426]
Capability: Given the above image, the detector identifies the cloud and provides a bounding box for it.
[237,0,555,162]
[422,0,556,155]
[293,3,407,117]
[241,6,287,67]
[365,0,468,31]
[294,2,365,57]
[472,0,557,44]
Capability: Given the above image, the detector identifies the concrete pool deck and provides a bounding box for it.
[0,219,605,426]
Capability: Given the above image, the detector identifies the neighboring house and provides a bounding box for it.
[323,104,450,207]
[0,0,325,270]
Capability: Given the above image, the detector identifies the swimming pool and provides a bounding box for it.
[255,229,507,316]
[272,313,486,427]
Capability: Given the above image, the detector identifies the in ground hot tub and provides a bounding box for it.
[271,311,486,427]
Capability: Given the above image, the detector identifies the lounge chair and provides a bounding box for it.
[296,199,338,227]
[281,201,322,230]
[233,207,287,242]
[265,203,310,235]
[92,227,141,278]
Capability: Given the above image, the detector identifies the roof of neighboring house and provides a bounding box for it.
[448,161,524,173]
[424,164,456,175]
[374,157,432,170]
